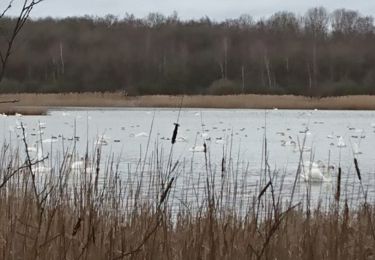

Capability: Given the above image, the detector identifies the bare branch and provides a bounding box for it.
[21,122,42,206]
[0,0,44,83]
[0,0,14,19]
[0,155,48,189]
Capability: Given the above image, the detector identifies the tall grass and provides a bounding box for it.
[0,119,373,259]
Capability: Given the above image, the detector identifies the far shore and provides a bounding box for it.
[1,93,375,114]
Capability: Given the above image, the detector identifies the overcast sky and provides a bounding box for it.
[3,0,375,20]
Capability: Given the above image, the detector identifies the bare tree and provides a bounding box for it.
[331,9,359,36]
[267,11,300,35]
[0,0,44,83]
[304,7,329,38]
[354,16,374,35]
[304,7,329,96]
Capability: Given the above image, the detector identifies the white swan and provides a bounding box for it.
[95,134,111,145]
[176,136,188,142]
[43,138,58,144]
[337,136,346,148]
[70,158,94,174]
[281,140,296,147]
[38,122,46,129]
[26,143,44,161]
[32,164,51,174]
[215,137,225,144]
[201,132,209,139]
[135,132,148,138]
[300,161,332,183]
[189,145,206,152]
[29,144,51,174]
[353,143,362,155]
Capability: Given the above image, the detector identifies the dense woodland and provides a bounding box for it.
[1,7,375,96]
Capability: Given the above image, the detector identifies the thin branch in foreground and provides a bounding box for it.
[0,155,48,189]
[0,0,14,19]
[0,0,44,82]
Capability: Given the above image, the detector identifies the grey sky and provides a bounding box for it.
[4,0,375,20]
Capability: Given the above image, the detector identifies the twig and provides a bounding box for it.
[0,0,14,19]
[0,155,48,189]
[0,0,44,82]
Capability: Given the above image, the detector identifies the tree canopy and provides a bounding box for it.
[1,7,375,96]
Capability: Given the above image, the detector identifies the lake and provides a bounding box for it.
[2,107,375,212]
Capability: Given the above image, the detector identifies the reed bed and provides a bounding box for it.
[0,105,47,115]
[0,122,373,260]
[3,93,375,110]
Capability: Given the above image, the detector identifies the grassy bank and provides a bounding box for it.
[2,93,375,111]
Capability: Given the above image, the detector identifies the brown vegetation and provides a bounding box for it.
[0,133,374,259]
[3,93,375,110]
[0,105,47,115]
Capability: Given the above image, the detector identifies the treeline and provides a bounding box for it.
[1,7,375,96]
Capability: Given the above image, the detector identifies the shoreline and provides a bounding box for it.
[1,93,375,113]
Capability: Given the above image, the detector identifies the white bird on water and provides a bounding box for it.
[29,144,51,174]
[43,138,58,144]
[353,143,362,155]
[70,158,94,174]
[96,134,110,145]
[176,136,188,142]
[189,145,206,152]
[201,132,210,139]
[300,160,333,183]
[32,162,51,174]
[215,137,225,144]
[281,140,296,147]
[135,132,148,138]
[337,136,346,148]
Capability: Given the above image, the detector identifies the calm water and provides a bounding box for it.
[2,107,375,211]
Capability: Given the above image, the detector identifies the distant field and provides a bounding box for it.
[1,93,375,112]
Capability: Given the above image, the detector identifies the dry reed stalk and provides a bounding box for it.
[0,123,373,259]
[354,158,361,181]
[258,181,272,201]
[335,167,342,202]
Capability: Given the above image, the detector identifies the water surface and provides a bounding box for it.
[3,107,375,211]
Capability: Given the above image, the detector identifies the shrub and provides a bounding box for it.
[207,79,242,95]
